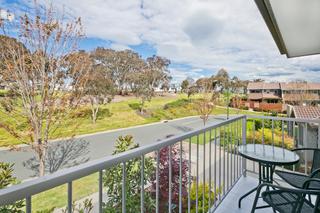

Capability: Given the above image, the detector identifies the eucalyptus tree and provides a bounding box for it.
[93,48,144,95]
[85,49,116,124]
[181,79,189,93]
[131,55,171,113]
[213,68,230,92]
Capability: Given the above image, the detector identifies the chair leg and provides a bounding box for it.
[251,186,263,213]
[239,187,258,208]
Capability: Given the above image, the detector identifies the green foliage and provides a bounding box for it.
[0,162,24,213]
[246,128,294,149]
[103,135,155,213]
[151,98,196,120]
[128,102,142,111]
[70,107,112,119]
[218,120,293,149]
[35,208,55,213]
[163,99,190,109]
[190,181,221,213]
[0,90,8,97]
[248,113,283,131]
[181,80,189,93]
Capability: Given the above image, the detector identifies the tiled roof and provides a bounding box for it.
[292,106,320,119]
[248,93,280,100]
[262,93,281,99]
[248,82,320,90]
[280,82,320,90]
[263,83,281,89]
[247,82,263,90]
[248,93,262,100]
[248,82,280,90]
[308,83,320,90]
[282,94,320,101]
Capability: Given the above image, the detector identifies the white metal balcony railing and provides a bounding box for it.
[0,115,319,213]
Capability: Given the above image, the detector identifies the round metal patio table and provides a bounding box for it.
[238,144,299,209]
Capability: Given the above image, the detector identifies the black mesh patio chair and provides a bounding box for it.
[251,179,320,213]
[275,148,320,189]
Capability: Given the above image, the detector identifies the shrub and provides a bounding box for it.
[246,128,294,149]
[103,135,155,213]
[240,106,249,110]
[0,162,24,212]
[151,144,189,212]
[70,107,112,120]
[150,99,197,120]
[128,102,141,111]
[190,182,221,213]
[253,119,262,130]
[163,99,190,110]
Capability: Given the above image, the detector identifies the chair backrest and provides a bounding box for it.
[311,149,320,178]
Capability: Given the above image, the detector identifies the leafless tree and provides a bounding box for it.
[195,92,216,126]
[0,2,89,176]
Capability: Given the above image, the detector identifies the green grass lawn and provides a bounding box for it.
[32,173,98,212]
[1,94,267,212]
[0,94,263,147]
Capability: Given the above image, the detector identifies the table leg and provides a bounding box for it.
[238,186,258,208]
[238,163,275,209]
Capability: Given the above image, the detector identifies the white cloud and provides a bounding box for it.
[110,43,131,51]
[8,0,320,82]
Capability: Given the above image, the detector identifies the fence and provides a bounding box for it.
[246,115,320,175]
[0,116,246,213]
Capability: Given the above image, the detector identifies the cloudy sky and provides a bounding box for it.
[2,0,320,83]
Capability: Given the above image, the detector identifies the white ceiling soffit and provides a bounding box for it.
[255,0,320,58]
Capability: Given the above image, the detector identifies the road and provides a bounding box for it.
[0,115,228,180]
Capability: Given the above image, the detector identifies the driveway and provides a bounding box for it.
[0,115,228,180]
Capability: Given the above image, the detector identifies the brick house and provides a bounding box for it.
[281,82,320,105]
[245,82,320,112]
[246,82,283,112]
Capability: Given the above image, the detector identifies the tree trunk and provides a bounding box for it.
[90,97,99,124]
[92,108,99,124]
[140,99,145,114]
[38,143,46,176]
[92,111,96,124]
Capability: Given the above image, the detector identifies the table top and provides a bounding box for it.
[238,144,300,166]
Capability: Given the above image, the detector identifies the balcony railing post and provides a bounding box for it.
[67,182,72,213]
[99,170,103,213]
[122,162,126,213]
[26,196,31,213]
[242,116,247,177]
[141,155,145,213]
[156,151,160,213]
[318,121,320,148]
[168,145,172,213]
[188,138,191,213]
[179,141,182,213]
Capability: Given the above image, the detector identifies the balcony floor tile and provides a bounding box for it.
[214,175,274,213]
